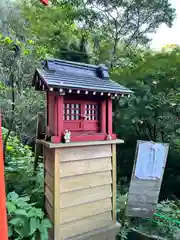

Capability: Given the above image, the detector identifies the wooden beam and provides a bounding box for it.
[60,198,112,224]
[37,139,124,149]
[53,149,61,240]
[112,144,117,223]
[60,171,112,193]
[59,145,112,162]
[68,222,120,240]
[34,115,43,175]
[59,158,112,178]
[60,212,113,239]
[60,184,112,209]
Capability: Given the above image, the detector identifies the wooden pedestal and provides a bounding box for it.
[39,139,124,240]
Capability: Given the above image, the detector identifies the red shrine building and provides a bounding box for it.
[33,59,132,143]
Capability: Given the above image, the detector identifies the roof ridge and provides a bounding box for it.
[40,68,111,82]
[45,58,108,70]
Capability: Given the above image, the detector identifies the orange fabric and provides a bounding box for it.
[0,114,8,240]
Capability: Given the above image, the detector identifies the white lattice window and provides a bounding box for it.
[84,104,99,120]
[63,104,81,120]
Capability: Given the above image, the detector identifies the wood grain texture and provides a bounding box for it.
[54,149,61,240]
[45,185,53,206]
[44,147,55,163]
[60,198,112,224]
[129,179,161,191]
[60,185,112,209]
[70,222,121,240]
[60,157,112,177]
[60,212,113,239]
[45,171,54,191]
[112,144,117,223]
[42,143,121,239]
[44,147,54,240]
[127,202,157,218]
[37,139,124,148]
[127,179,162,211]
[44,148,54,176]
[45,199,53,223]
[58,145,112,162]
[60,171,112,193]
[128,193,158,205]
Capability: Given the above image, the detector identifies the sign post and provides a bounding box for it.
[0,114,8,240]
[126,140,169,218]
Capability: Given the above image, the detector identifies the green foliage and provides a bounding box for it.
[0,1,179,238]
[21,0,90,62]
[0,2,45,143]
[2,127,33,162]
[2,127,44,208]
[7,191,52,240]
[112,48,180,199]
[134,200,180,239]
[116,191,131,240]
[2,128,46,239]
[113,49,180,142]
[20,0,176,66]
[0,0,176,142]
[116,191,180,239]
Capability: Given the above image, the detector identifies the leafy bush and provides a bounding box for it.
[112,49,180,201]
[116,191,180,239]
[2,127,44,207]
[7,191,52,240]
[2,128,48,239]
[134,200,180,240]
[116,192,131,240]
[2,127,34,164]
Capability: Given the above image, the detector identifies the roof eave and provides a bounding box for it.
[46,83,133,95]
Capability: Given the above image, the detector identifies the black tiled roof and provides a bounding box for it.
[33,59,132,94]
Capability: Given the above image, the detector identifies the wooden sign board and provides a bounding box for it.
[126,140,169,218]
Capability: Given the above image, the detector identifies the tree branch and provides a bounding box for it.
[3,70,15,162]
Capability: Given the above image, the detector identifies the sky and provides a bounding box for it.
[150,0,180,50]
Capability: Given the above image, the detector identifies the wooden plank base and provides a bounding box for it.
[43,141,122,240]
[48,223,121,240]
[68,222,121,240]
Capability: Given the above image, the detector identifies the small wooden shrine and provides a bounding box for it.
[32,59,132,240]
[33,59,132,143]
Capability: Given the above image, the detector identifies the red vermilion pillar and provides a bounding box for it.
[57,96,64,141]
[107,98,113,136]
[0,114,8,240]
[54,96,58,136]
[100,100,106,133]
